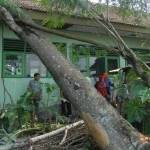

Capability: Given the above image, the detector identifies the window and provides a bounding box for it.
[3,53,24,77]
[107,58,119,71]
[26,54,47,77]
[72,45,95,76]
[77,57,88,72]
[2,39,68,78]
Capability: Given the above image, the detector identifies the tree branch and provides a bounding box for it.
[18,19,119,53]
[87,6,150,87]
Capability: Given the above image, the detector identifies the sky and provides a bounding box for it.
[89,0,150,11]
[90,0,99,3]
[89,0,105,4]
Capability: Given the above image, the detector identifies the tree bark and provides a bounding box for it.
[0,6,150,150]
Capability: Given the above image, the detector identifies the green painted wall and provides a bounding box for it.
[2,22,146,106]
[0,24,90,106]
[0,23,2,78]
[0,25,61,106]
[0,78,59,105]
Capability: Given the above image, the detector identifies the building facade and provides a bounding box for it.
[0,1,150,106]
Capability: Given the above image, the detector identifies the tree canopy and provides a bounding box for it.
[36,0,148,18]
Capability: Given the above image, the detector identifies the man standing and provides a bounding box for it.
[28,73,42,125]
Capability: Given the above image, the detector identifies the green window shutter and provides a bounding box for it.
[3,39,25,52]
[2,52,24,77]
[2,39,27,77]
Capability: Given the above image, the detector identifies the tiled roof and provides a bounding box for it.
[13,0,45,12]
[12,0,150,27]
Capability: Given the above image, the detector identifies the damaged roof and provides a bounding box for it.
[12,0,150,27]
[13,0,45,12]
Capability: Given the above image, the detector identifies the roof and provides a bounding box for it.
[13,0,150,27]
[10,0,150,52]
[13,0,45,12]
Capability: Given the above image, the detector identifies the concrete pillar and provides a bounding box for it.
[0,24,3,78]
[66,43,72,61]
[119,56,126,68]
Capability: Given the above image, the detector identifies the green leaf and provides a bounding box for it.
[42,15,65,29]
[125,100,148,123]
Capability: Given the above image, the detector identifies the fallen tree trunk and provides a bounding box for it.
[0,6,150,150]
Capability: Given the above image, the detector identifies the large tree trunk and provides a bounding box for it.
[0,6,150,150]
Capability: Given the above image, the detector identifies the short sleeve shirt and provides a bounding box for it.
[28,80,42,98]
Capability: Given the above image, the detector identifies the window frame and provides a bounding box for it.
[71,45,91,76]
[2,51,25,78]
[2,39,68,78]
[106,56,120,72]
